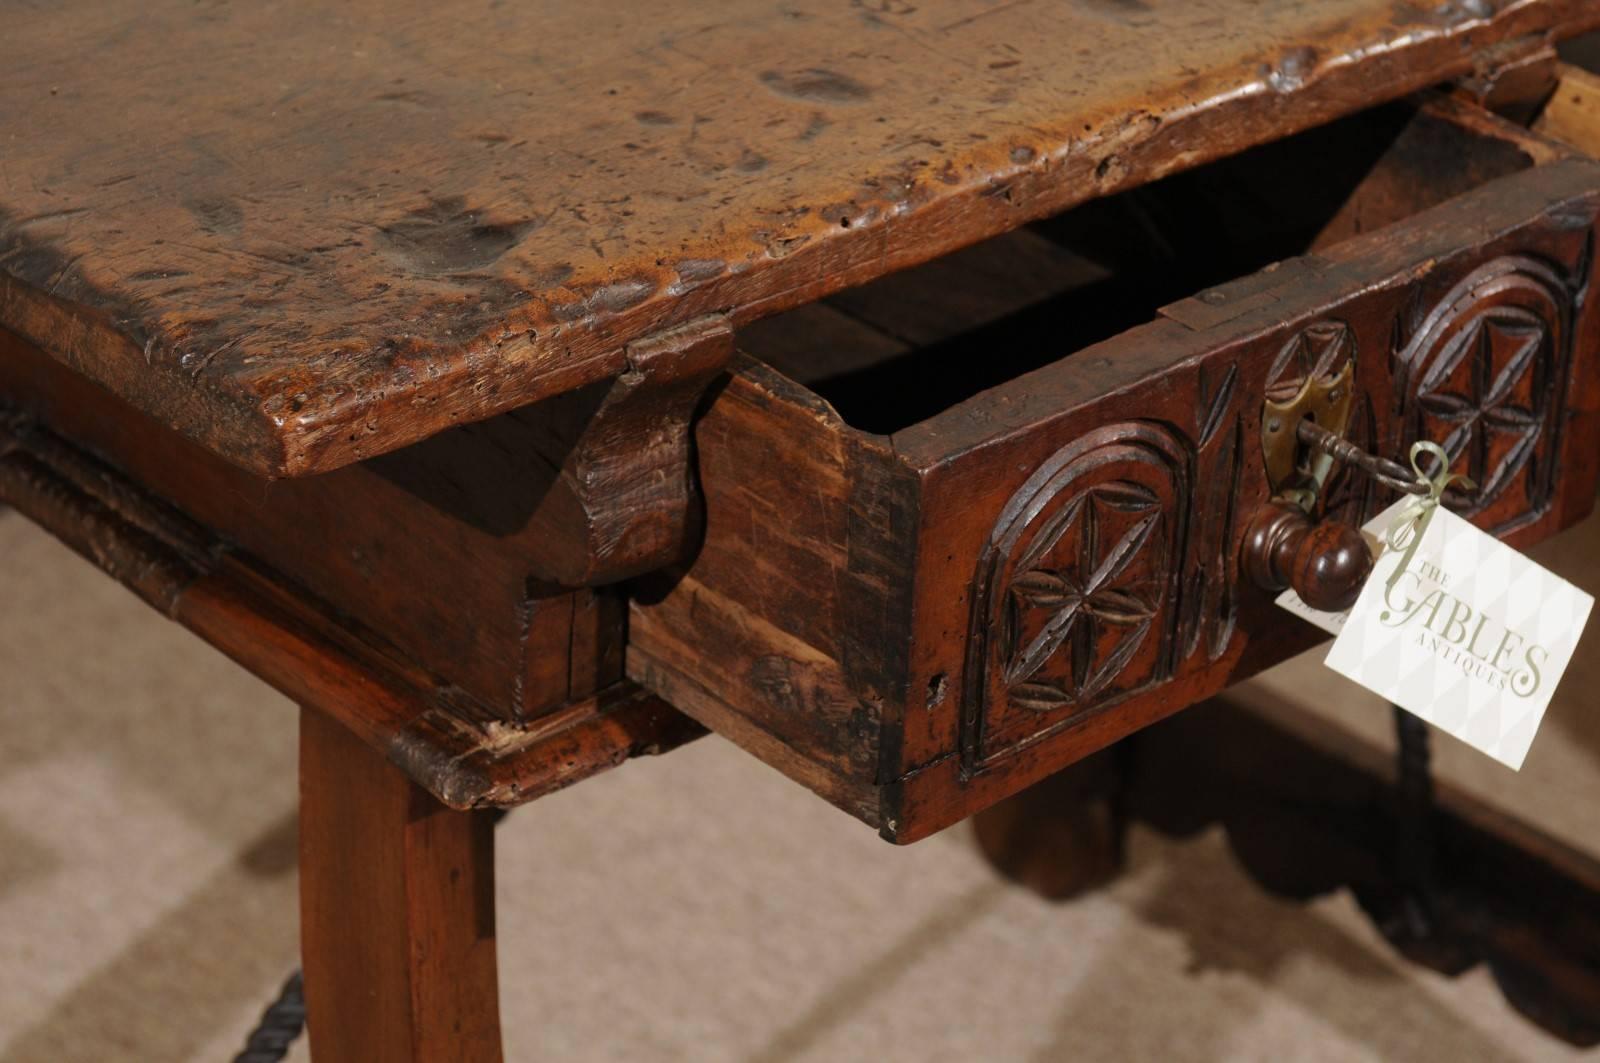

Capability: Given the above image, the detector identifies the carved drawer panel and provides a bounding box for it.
[628,98,1600,843]
[966,424,1189,770]
[1396,254,1573,530]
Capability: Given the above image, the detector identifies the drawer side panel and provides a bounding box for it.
[628,360,896,823]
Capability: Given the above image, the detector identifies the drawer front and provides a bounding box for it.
[955,251,1588,771]
[632,137,1600,843]
[890,161,1600,835]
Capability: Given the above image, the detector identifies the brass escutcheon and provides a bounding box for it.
[1261,360,1354,501]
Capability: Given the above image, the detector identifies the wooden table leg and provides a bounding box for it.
[300,706,504,1062]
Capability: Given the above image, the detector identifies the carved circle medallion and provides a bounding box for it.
[962,422,1190,769]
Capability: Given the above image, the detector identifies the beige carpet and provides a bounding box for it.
[2,503,1599,1063]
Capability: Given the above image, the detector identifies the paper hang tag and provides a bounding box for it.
[1316,498,1593,770]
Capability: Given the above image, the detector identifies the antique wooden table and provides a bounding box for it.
[9,2,1600,1058]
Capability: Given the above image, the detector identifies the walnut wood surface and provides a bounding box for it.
[4,1,1599,476]
[0,398,704,810]
[632,110,1600,842]
[0,324,647,719]
[300,707,503,1063]
[532,315,732,586]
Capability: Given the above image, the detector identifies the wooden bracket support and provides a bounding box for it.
[522,314,733,587]
[361,313,732,590]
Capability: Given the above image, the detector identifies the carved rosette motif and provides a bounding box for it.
[1397,255,1574,531]
[1002,481,1166,711]
[1265,319,1355,404]
[963,423,1189,770]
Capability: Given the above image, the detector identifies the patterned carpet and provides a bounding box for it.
[3,500,1599,1062]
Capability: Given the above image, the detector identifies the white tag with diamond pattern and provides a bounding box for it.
[1320,500,1591,769]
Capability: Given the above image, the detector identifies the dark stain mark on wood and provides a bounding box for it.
[750,655,807,713]
[1075,0,1155,23]
[372,89,438,109]
[759,68,872,104]
[798,112,832,141]
[185,197,244,236]
[377,197,539,276]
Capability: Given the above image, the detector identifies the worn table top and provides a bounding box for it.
[2,0,1597,476]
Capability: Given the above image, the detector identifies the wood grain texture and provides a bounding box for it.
[0,323,678,719]
[4,1,1599,475]
[372,312,733,588]
[628,359,887,822]
[527,315,732,586]
[1454,35,1561,123]
[300,707,503,1063]
[0,399,703,811]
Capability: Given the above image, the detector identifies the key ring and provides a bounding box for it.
[1290,421,1473,592]
[1381,441,1475,591]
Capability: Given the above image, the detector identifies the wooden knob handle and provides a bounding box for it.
[1242,500,1373,612]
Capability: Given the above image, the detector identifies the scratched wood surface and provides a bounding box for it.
[3,0,1598,476]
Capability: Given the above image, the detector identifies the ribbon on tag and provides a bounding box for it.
[1383,441,1475,592]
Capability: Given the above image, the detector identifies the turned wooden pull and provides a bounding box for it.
[1242,500,1373,612]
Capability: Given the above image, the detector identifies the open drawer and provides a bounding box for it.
[629,95,1600,842]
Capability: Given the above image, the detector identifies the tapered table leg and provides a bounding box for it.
[299,706,503,1062]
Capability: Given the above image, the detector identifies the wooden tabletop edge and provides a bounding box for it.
[5,1,1600,476]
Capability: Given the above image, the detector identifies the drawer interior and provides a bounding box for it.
[739,96,1557,433]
